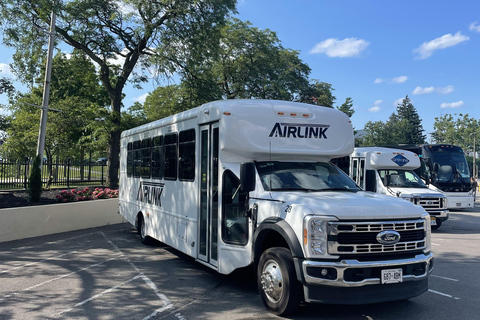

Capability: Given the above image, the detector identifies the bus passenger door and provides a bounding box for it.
[350,157,366,189]
[198,123,219,267]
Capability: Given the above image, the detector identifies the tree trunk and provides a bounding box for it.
[105,94,122,188]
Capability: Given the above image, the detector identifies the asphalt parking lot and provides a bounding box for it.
[1,202,480,320]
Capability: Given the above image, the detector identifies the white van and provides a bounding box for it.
[119,100,433,315]
[347,147,449,229]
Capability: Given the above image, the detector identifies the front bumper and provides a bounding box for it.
[446,195,474,209]
[298,252,434,303]
[428,209,449,221]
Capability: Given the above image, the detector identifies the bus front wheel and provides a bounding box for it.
[257,247,302,316]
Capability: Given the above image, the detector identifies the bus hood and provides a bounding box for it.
[387,187,445,198]
[269,191,426,220]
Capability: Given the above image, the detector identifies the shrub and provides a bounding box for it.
[28,155,43,202]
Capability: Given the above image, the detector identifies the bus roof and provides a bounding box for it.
[122,99,354,162]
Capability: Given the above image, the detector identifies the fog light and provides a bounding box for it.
[321,269,328,277]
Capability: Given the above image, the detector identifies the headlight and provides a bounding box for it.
[303,216,337,257]
[400,196,413,202]
[422,212,432,253]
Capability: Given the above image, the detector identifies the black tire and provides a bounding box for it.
[138,214,153,245]
[431,219,442,230]
[257,247,303,316]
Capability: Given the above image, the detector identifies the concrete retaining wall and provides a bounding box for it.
[0,199,126,243]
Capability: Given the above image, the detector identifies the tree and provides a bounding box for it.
[143,84,195,121]
[432,113,479,151]
[360,95,426,146]
[337,97,354,117]
[208,18,311,101]
[395,95,426,144]
[27,155,42,202]
[1,0,236,187]
[299,80,336,108]
[2,52,109,163]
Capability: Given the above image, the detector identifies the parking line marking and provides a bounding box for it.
[430,275,459,282]
[57,274,143,316]
[428,289,460,300]
[100,232,173,316]
[0,255,121,301]
[0,251,77,274]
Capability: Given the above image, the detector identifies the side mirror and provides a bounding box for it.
[240,162,256,192]
[433,163,439,173]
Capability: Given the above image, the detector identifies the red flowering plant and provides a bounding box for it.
[56,187,118,203]
[55,190,77,203]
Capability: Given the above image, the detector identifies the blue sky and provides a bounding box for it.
[1,0,479,140]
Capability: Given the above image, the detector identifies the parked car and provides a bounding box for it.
[96,157,108,165]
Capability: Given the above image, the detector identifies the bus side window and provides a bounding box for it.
[152,136,164,179]
[179,129,195,181]
[133,140,141,177]
[127,142,133,177]
[141,138,151,178]
[222,170,248,245]
[164,133,178,180]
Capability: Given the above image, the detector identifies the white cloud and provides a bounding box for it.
[470,21,480,33]
[374,78,384,84]
[413,86,435,95]
[412,85,454,95]
[310,37,370,58]
[413,32,470,59]
[368,100,382,112]
[437,85,454,94]
[0,63,12,76]
[390,76,408,84]
[133,93,148,104]
[440,101,464,109]
[394,98,405,107]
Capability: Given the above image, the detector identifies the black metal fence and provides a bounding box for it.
[0,159,107,190]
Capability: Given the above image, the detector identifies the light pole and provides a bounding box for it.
[36,1,56,165]
[472,133,477,179]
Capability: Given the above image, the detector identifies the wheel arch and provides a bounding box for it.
[253,217,305,266]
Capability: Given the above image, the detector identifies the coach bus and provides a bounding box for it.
[391,144,474,209]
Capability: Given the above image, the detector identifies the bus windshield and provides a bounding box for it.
[431,151,470,182]
[378,169,426,188]
[256,161,360,192]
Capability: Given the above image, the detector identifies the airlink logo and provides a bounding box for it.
[137,182,164,207]
[269,123,330,139]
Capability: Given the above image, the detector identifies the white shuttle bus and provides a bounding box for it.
[119,100,433,315]
[347,147,449,229]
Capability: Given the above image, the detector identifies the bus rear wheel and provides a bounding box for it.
[257,247,302,316]
[138,214,153,245]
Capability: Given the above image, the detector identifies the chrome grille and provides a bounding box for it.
[415,197,443,211]
[328,220,426,255]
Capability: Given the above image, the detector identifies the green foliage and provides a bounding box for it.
[142,84,194,121]
[27,155,43,202]
[207,18,311,100]
[299,80,336,108]
[1,0,237,188]
[0,76,15,95]
[337,97,355,117]
[432,113,479,152]
[360,95,426,146]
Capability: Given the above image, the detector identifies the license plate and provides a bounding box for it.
[381,268,403,284]
[430,216,437,225]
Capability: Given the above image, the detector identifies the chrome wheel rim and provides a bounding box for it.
[260,259,284,302]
